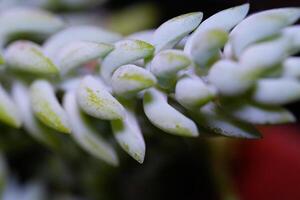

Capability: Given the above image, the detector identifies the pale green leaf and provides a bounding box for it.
[12,82,61,149]
[282,57,300,79]
[253,78,300,105]
[0,84,22,128]
[76,75,125,120]
[64,91,119,166]
[143,88,199,137]
[111,64,156,97]
[100,39,154,83]
[57,41,114,75]
[185,4,249,54]
[230,103,295,124]
[208,60,253,96]
[43,25,121,61]
[230,7,300,58]
[175,75,215,109]
[4,41,59,75]
[191,103,261,139]
[150,49,191,88]
[153,12,203,53]
[0,7,64,47]
[111,108,145,163]
[30,80,71,133]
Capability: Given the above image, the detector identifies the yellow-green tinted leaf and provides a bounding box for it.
[111,109,145,163]
[150,49,191,88]
[0,84,22,128]
[76,75,125,120]
[111,64,156,97]
[100,39,154,83]
[4,41,59,75]
[30,80,71,133]
[12,82,61,148]
[64,91,119,166]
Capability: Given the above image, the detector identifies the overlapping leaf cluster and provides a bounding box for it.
[0,4,300,165]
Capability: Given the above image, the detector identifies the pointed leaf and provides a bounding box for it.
[12,82,61,148]
[111,108,145,163]
[30,80,71,133]
[76,75,125,120]
[111,64,156,97]
[153,12,203,53]
[64,91,119,166]
[230,7,300,58]
[143,88,198,137]
[100,39,154,83]
[185,4,249,54]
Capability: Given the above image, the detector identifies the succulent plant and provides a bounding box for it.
[0,3,299,170]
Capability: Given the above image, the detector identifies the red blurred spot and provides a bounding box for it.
[233,124,300,200]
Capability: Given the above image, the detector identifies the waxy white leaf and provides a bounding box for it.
[0,7,64,47]
[208,60,253,96]
[5,41,59,75]
[64,91,119,166]
[282,57,300,79]
[100,39,154,83]
[185,4,249,54]
[111,108,145,163]
[150,49,191,88]
[192,103,261,139]
[175,75,215,109]
[111,64,156,97]
[153,12,203,53]
[43,25,121,61]
[143,88,198,137]
[253,78,300,105]
[76,75,125,120]
[0,84,21,128]
[187,29,228,68]
[240,36,291,77]
[282,26,300,53]
[12,82,61,148]
[230,8,300,58]
[126,30,154,44]
[57,41,114,75]
[230,103,295,124]
[30,80,71,133]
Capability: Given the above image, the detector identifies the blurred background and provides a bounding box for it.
[0,0,300,200]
